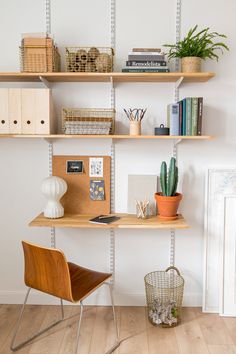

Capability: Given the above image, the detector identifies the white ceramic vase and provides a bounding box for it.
[41,176,68,219]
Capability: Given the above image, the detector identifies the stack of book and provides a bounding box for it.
[167,97,203,136]
[122,48,169,73]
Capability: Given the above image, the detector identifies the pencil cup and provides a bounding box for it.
[136,200,150,219]
[130,121,141,136]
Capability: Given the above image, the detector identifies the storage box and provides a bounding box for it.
[65,47,114,72]
[62,108,115,135]
[20,34,61,72]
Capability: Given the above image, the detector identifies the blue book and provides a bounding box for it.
[167,103,179,135]
[182,99,186,135]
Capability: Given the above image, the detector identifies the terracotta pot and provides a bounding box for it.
[154,192,182,220]
[181,57,201,73]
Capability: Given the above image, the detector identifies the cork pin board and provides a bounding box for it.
[52,155,111,215]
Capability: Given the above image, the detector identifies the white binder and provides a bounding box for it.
[0,89,9,134]
[9,89,22,134]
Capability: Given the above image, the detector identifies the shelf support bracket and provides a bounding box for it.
[174,77,183,103]
[39,76,50,89]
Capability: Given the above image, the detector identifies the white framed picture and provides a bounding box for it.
[89,157,103,177]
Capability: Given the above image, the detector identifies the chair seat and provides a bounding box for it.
[68,262,112,302]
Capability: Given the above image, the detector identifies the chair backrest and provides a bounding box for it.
[22,241,74,302]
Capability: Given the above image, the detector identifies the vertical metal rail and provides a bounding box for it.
[109,0,116,285]
[175,0,181,73]
[46,0,51,36]
[170,0,182,267]
[48,141,56,248]
[109,141,115,285]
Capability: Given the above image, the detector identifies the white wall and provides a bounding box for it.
[0,0,235,306]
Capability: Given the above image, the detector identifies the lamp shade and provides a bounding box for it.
[41,176,68,218]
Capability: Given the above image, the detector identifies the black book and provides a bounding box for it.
[89,215,120,225]
[197,97,203,135]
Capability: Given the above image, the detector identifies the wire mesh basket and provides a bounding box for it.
[65,47,114,72]
[144,266,184,327]
[20,45,61,72]
[62,108,115,135]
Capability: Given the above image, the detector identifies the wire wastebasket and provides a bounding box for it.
[144,266,184,327]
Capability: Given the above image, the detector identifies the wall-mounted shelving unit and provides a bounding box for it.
[29,213,189,230]
[0,134,213,140]
[0,72,215,83]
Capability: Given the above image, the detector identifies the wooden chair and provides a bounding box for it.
[11,241,120,354]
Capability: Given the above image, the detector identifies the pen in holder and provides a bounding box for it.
[136,199,150,219]
[124,108,147,136]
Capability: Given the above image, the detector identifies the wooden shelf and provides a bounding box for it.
[0,72,215,83]
[0,134,213,140]
[29,213,189,229]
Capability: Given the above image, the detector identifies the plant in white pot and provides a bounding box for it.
[164,25,229,72]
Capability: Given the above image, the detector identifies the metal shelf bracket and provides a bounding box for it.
[39,76,50,88]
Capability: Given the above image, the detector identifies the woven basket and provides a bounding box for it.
[65,47,114,73]
[62,108,115,135]
[144,266,184,327]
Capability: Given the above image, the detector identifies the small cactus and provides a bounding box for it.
[160,157,178,196]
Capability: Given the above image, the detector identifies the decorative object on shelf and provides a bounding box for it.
[164,25,229,72]
[122,48,169,73]
[20,33,61,72]
[136,199,150,219]
[155,124,170,136]
[124,108,147,136]
[41,176,67,219]
[65,47,114,72]
[144,266,184,327]
[155,157,182,220]
[62,108,115,135]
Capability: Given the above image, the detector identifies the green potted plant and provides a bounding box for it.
[164,25,229,72]
[154,157,182,220]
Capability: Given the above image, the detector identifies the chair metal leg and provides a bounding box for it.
[104,282,121,354]
[60,298,64,320]
[74,301,83,354]
[10,288,65,352]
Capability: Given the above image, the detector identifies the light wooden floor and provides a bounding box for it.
[1,305,236,354]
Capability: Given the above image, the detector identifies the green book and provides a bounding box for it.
[186,97,192,136]
[191,97,199,136]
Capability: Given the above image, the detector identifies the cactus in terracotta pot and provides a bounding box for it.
[160,157,178,196]
[155,157,182,220]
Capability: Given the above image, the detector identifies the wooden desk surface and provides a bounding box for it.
[29,213,189,230]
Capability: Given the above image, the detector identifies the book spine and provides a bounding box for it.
[178,100,183,135]
[126,60,167,67]
[130,51,164,55]
[186,98,192,136]
[182,99,186,135]
[132,48,162,52]
[128,54,165,61]
[122,68,169,73]
[167,104,179,135]
[191,97,198,135]
[197,97,203,135]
